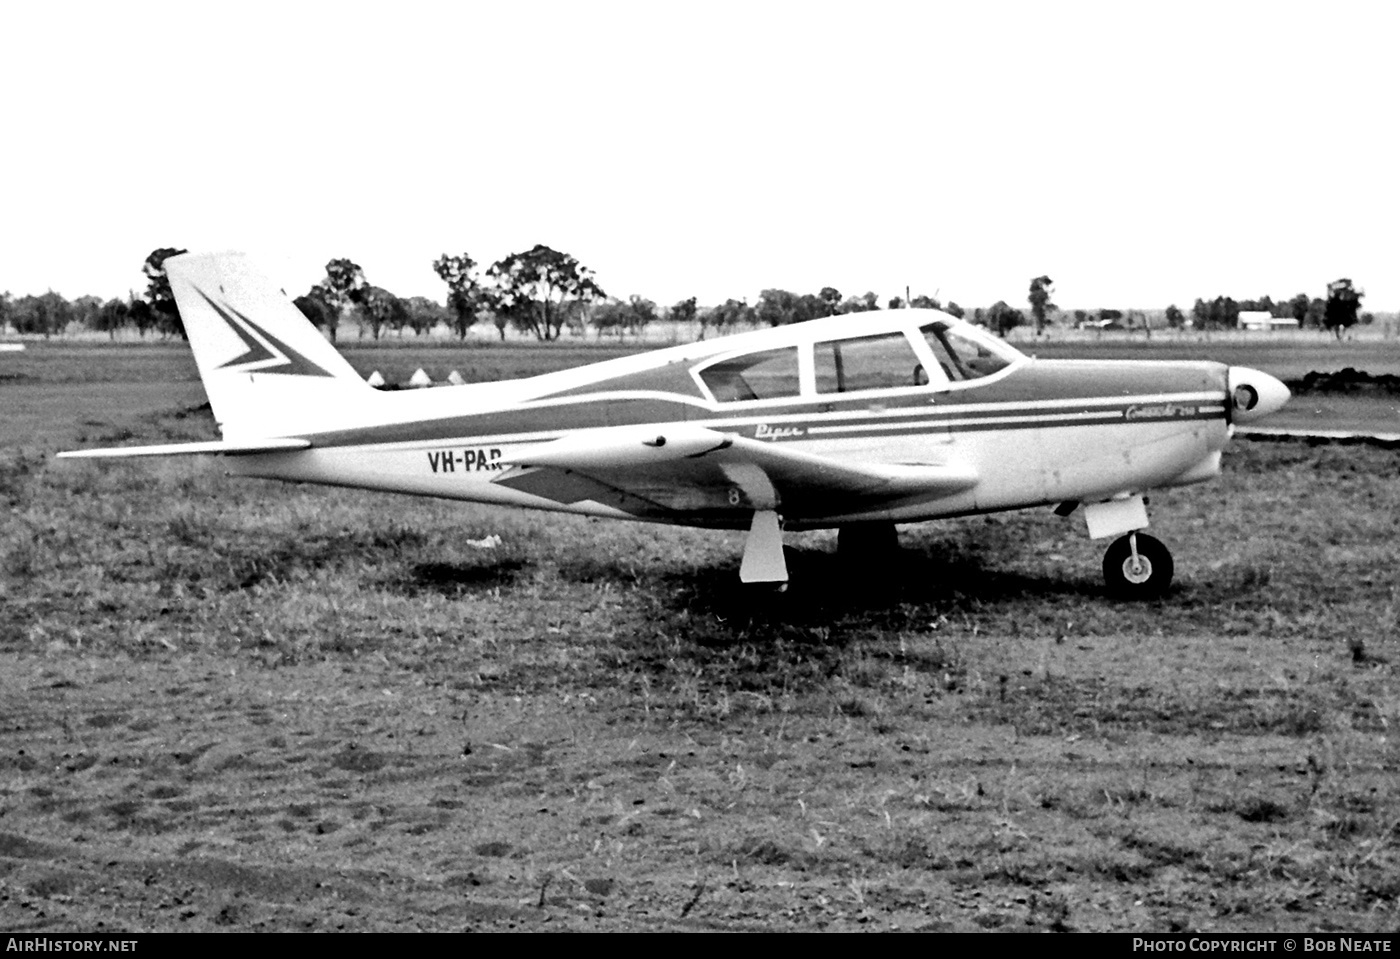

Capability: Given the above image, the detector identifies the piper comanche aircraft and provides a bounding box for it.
[60,253,1290,597]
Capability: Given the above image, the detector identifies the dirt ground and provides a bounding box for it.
[0,648,1056,933]
[3,634,1397,933]
[2,650,719,932]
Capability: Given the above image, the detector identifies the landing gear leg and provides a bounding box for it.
[740,509,788,586]
[1102,531,1174,599]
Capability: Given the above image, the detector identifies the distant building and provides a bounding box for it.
[1239,311,1300,331]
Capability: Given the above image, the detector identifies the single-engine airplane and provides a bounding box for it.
[60,253,1290,597]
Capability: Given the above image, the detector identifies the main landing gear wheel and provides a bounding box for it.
[1102,532,1173,599]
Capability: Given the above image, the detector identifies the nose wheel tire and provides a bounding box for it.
[1103,532,1173,599]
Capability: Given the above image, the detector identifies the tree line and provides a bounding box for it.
[1172,280,1368,338]
[0,248,1373,342]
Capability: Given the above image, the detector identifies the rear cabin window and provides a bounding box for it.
[698,347,801,402]
[921,321,1013,381]
[814,332,925,394]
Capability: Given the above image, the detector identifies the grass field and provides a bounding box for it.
[1,341,1398,931]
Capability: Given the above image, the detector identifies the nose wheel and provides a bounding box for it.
[1103,531,1173,599]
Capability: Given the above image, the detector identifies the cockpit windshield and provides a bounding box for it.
[920,320,1022,382]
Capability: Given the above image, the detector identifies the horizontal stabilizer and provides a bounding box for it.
[57,438,311,459]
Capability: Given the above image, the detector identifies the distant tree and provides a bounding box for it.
[1192,299,1209,329]
[1028,275,1055,334]
[627,295,657,337]
[757,289,797,327]
[7,295,36,336]
[668,296,698,330]
[90,297,131,339]
[322,258,366,315]
[405,296,449,337]
[485,245,604,341]
[909,294,942,310]
[1215,297,1240,328]
[1165,304,1185,328]
[1324,278,1364,339]
[314,259,366,338]
[293,291,335,338]
[819,287,842,316]
[143,248,188,339]
[887,296,905,310]
[357,285,408,340]
[987,300,1024,336]
[591,300,629,338]
[128,298,155,337]
[14,292,76,338]
[9,294,52,337]
[1288,291,1310,324]
[1239,294,1275,315]
[756,289,827,327]
[318,282,345,339]
[1307,297,1326,329]
[837,292,880,314]
[1205,297,1237,329]
[433,253,487,340]
[70,295,102,332]
[595,296,656,338]
[943,301,965,319]
[702,298,754,338]
[0,292,10,332]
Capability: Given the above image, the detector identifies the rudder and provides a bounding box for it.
[165,252,375,441]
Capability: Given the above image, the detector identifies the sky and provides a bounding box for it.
[3,1,1397,312]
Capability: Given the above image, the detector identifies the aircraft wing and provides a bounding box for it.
[492,425,977,520]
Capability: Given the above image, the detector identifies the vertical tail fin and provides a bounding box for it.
[165,252,376,440]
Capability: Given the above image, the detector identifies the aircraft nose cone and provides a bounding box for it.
[1228,366,1290,423]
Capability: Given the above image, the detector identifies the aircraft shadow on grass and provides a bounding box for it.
[649,542,1102,626]
[396,558,530,596]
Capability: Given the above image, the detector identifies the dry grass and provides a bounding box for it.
[0,345,1397,931]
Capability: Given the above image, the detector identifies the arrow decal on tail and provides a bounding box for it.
[195,288,336,377]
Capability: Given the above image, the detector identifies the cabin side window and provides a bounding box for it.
[814,332,925,394]
[698,347,801,402]
[921,321,1014,381]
